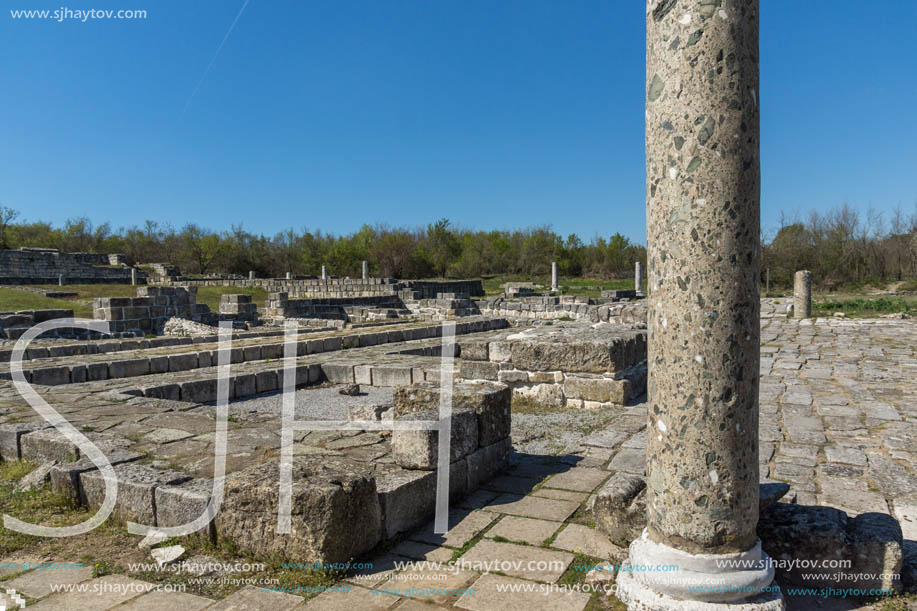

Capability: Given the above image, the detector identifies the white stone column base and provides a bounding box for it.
[617,570,785,610]
[616,530,785,610]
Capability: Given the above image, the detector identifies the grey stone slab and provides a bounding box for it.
[456,574,590,611]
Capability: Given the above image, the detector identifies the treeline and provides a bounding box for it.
[2,202,915,286]
[762,203,917,289]
[0,207,645,279]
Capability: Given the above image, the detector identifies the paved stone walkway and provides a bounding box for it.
[2,305,915,610]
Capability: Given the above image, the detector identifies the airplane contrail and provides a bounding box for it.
[182,0,251,115]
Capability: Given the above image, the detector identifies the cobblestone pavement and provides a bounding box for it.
[1,304,915,610]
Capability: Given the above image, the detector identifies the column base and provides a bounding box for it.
[617,570,784,610]
[615,530,785,610]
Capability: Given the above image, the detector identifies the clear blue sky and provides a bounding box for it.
[2,0,915,245]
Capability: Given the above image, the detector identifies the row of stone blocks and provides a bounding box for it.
[478,299,647,325]
[0,328,289,364]
[456,332,647,407]
[0,309,80,339]
[0,382,513,563]
[12,318,511,388]
[93,287,205,334]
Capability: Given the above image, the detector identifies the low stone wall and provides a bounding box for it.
[456,324,647,408]
[0,248,144,285]
[152,277,485,299]
[477,296,647,325]
[263,292,407,322]
[218,294,259,324]
[0,309,84,340]
[93,287,209,336]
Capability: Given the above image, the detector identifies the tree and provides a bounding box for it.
[0,205,20,250]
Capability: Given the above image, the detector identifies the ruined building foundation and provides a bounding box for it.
[617,1,783,608]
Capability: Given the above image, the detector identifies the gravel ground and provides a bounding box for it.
[226,384,394,421]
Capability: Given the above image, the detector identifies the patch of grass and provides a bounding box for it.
[194,286,269,312]
[813,296,915,318]
[0,463,88,556]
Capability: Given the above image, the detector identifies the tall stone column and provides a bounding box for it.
[362,260,369,281]
[321,266,327,281]
[249,270,255,280]
[793,270,811,319]
[131,268,138,286]
[635,261,643,294]
[618,2,781,609]
[551,262,558,291]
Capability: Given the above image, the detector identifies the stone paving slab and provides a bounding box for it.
[551,523,622,559]
[118,590,214,610]
[205,585,304,610]
[302,585,400,610]
[484,493,580,522]
[409,509,497,548]
[5,563,93,598]
[27,574,149,610]
[459,540,573,582]
[455,574,590,611]
[485,515,562,546]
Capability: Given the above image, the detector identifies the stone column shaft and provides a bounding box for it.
[131,268,138,286]
[551,262,558,291]
[635,261,643,293]
[619,1,781,609]
[793,270,811,319]
[362,260,369,281]
[644,0,761,557]
[321,265,327,281]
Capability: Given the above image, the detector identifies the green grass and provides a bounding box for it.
[812,296,916,318]
[0,284,269,318]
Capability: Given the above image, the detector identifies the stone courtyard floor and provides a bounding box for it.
[1,304,915,610]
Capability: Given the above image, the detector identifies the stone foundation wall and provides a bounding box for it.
[477,297,647,325]
[0,248,144,285]
[93,287,209,336]
[152,277,485,299]
[0,309,92,340]
[456,327,648,408]
[263,292,407,322]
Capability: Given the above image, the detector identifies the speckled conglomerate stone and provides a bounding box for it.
[645,0,761,555]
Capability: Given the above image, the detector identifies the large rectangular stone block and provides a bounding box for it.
[371,366,412,387]
[394,381,511,447]
[564,375,630,404]
[216,457,381,563]
[81,463,190,525]
[392,408,478,470]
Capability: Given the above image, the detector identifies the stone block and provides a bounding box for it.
[80,463,190,525]
[394,381,511,447]
[30,366,70,386]
[460,360,500,381]
[108,359,150,379]
[216,457,382,563]
[593,473,647,547]
[181,379,218,403]
[370,366,412,387]
[458,341,489,361]
[21,428,79,463]
[0,423,48,461]
[321,363,354,384]
[392,408,478,470]
[168,353,198,372]
[466,438,512,490]
[564,375,630,404]
[233,373,257,399]
[255,370,279,394]
[154,478,216,537]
